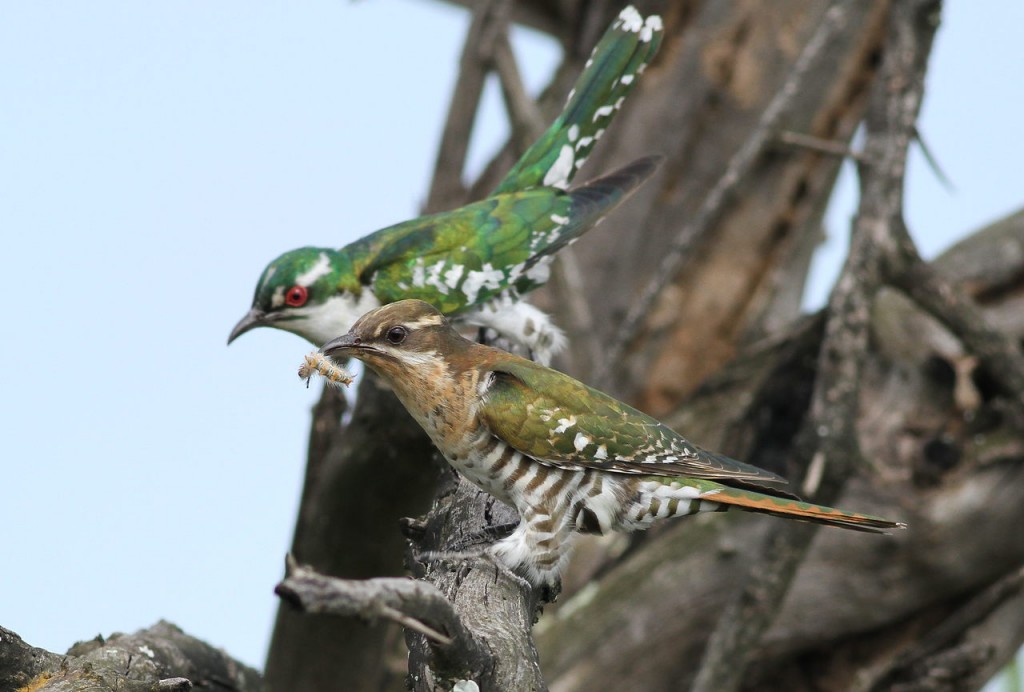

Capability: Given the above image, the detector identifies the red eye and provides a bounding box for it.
[285,285,309,307]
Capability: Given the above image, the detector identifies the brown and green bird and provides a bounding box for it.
[321,300,906,585]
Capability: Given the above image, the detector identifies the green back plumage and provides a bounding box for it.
[232,7,664,350]
[340,156,659,315]
[480,356,793,495]
[494,7,663,194]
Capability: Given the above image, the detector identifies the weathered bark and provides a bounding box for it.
[404,472,547,691]
[0,621,263,692]
[537,207,1024,691]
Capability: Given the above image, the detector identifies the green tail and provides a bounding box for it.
[493,6,664,195]
[528,155,662,258]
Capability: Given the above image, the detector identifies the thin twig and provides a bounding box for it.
[597,1,855,381]
[778,130,867,161]
[378,604,452,646]
[492,30,547,151]
[275,555,486,665]
[913,125,955,191]
[425,0,512,214]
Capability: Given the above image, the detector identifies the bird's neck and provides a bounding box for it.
[286,291,382,346]
[371,352,484,458]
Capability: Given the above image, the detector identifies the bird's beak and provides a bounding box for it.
[321,332,361,358]
[227,308,267,345]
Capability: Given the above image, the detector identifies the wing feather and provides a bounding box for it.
[480,359,794,495]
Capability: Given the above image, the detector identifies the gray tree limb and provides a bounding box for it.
[0,622,263,692]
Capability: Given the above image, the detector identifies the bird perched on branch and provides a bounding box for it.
[319,300,906,586]
[229,6,664,364]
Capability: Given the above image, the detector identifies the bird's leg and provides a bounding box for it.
[428,520,517,554]
[464,295,566,365]
[476,520,519,542]
[414,547,534,591]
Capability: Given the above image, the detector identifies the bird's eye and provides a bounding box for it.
[386,326,408,345]
[285,285,309,307]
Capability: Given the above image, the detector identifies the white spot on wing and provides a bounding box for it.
[461,263,505,304]
[411,259,426,288]
[642,16,663,43]
[444,264,464,288]
[619,6,643,32]
[542,145,574,190]
[573,433,591,452]
[553,416,577,434]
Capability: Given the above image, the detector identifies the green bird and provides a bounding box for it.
[320,300,906,586]
[229,6,664,364]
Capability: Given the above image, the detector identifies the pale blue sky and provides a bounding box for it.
[2,0,1021,673]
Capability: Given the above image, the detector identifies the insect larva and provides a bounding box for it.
[298,351,353,389]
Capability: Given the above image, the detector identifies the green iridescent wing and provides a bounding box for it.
[493,7,663,194]
[345,157,659,315]
[480,358,791,492]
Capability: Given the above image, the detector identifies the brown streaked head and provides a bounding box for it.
[320,299,457,373]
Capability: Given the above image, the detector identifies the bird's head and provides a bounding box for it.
[320,299,460,382]
[228,247,368,346]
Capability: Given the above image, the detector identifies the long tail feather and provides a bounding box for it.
[531,155,662,258]
[493,6,663,195]
[703,486,906,533]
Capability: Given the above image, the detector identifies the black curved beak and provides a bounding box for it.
[227,308,267,345]
[321,333,361,358]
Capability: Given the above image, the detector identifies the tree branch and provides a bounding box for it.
[878,565,1024,688]
[597,0,858,386]
[425,0,513,213]
[0,622,263,692]
[777,130,867,161]
[891,256,1024,418]
[492,30,546,152]
[692,2,941,690]
[404,470,547,691]
[275,555,490,674]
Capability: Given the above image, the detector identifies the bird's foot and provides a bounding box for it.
[414,547,534,591]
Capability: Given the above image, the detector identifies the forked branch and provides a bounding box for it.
[275,554,489,679]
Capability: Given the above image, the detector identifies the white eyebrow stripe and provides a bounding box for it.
[296,252,332,286]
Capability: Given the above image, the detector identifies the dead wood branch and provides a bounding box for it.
[0,622,263,692]
[404,471,547,691]
[426,0,513,213]
[276,555,492,678]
